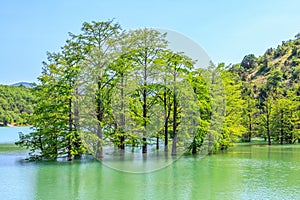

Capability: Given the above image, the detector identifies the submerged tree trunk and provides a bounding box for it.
[96,124,103,159]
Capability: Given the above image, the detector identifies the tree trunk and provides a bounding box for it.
[164,89,169,152]
[280,110,284,145]
[172,81,177,156]
[119,135,125,150]
[96,125,103,159]
[142,58,148,154]
[142,87,147,154]
[171,133,177,156]
[192,138,197,154]
[248,113,252,143]
[68,98,73,161]
[119,74,125,151]
[96,81,103,159]
[39,135,43,152]
[73,87,82,159]
[266,107,271,145]
[164,121,168,151]
[53,136,58,160]
[192,146,197,154]
[74,87,80,129]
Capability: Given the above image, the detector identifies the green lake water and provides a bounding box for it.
[0,127,300,200]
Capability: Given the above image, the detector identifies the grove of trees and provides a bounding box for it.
[14,20,300,161]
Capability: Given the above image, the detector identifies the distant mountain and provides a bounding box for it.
[10,82,35,88]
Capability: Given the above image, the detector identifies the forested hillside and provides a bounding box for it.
[0,85,34,126]
[231,34,300,144]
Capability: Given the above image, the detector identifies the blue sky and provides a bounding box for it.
[1,0,300,84]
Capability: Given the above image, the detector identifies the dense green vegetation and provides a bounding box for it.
[0,85,34,126]
[14,20,300,161]
[232,34,300,144]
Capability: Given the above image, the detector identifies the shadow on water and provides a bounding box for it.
[96,146,183,174]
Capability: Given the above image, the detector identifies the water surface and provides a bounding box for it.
[0,127,299,200]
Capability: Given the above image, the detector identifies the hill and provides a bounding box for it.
[0,84,35,126]
[232,34,300,88]
[228,34,300,144]
[11,82,36,88]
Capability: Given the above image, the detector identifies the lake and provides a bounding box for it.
[0,127,299,200]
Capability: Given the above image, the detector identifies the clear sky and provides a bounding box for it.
[1,0,300,85]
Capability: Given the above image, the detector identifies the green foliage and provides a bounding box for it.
[230,33,300,145]
[186,69,211,154]
[0,85,34,126]
[219,64,245,149]
[241,83,259,142]
[267,69,283,90]
[16,34,87,160]
[15,20,300,162]
[241,54,257,70]
[271,97,299,144]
